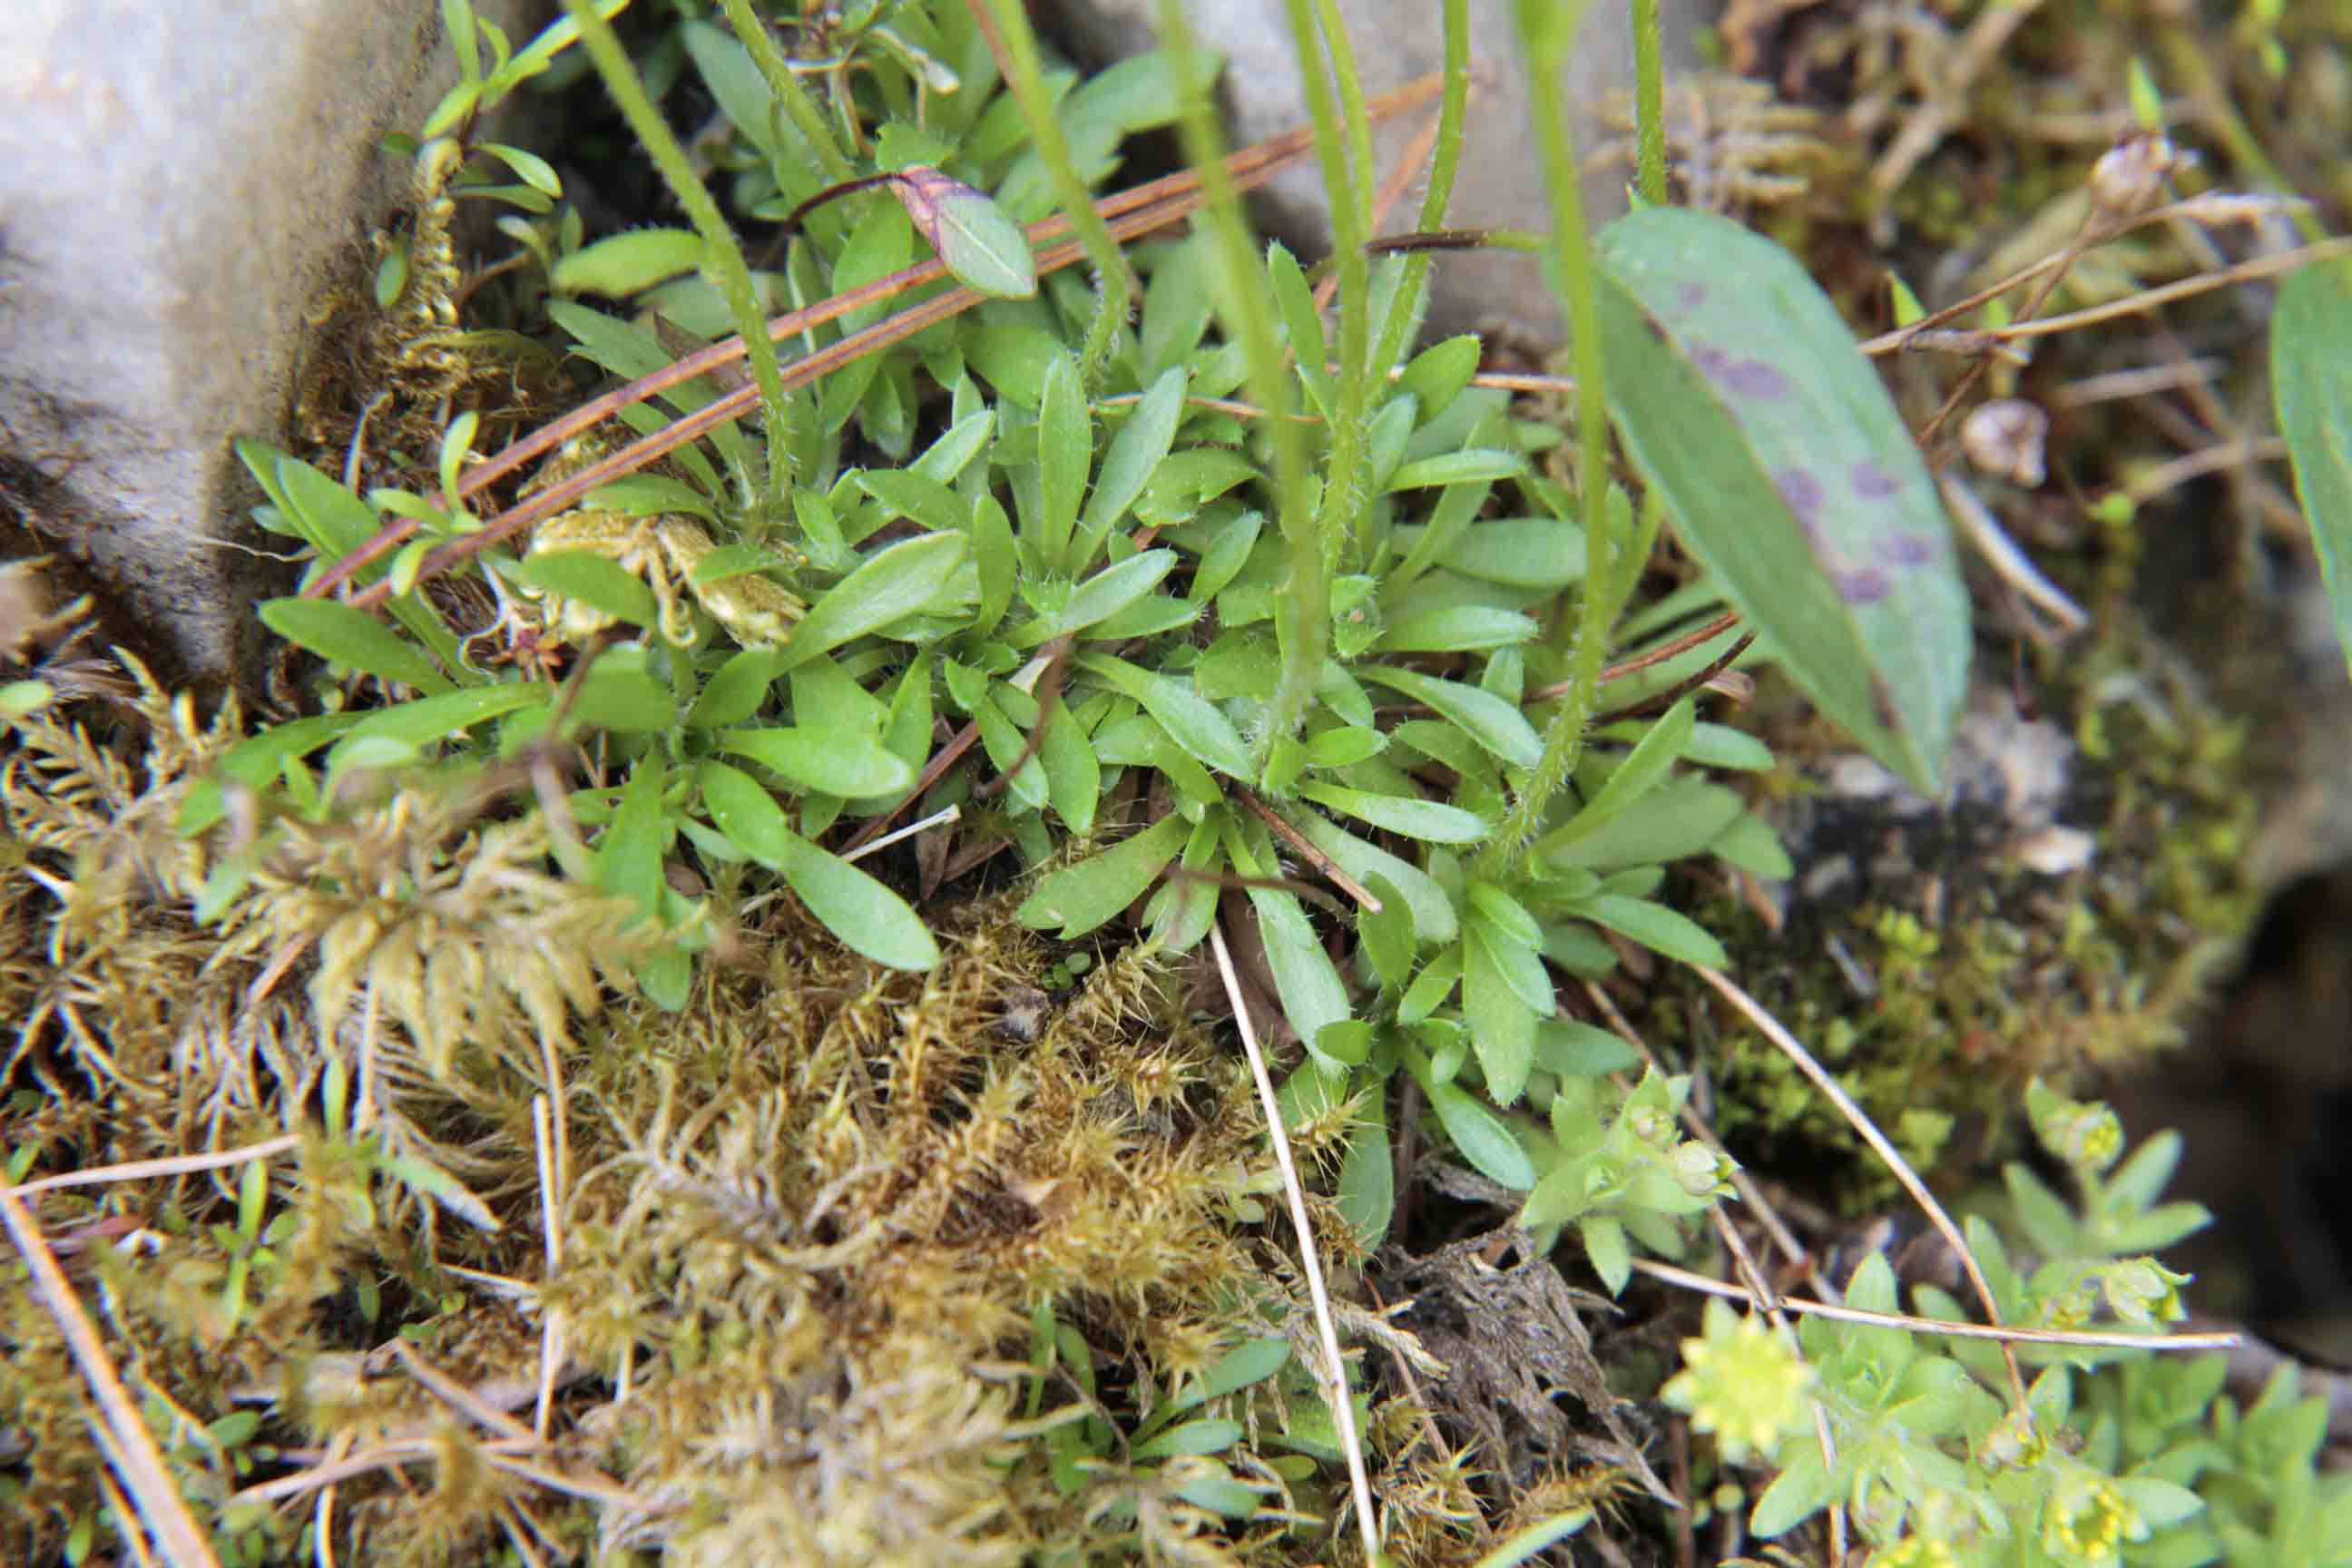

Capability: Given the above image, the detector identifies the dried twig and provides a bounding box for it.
[1637,1259,2242,1350]
[0,1186,221,1567]
[1696,965,2033,1413]
[1208,923,1378,1563]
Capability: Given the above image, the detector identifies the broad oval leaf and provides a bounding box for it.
[260,599,453,694]
[1596,207,1969,792]
[2274,258,2352,680]
[890,167,1037,299]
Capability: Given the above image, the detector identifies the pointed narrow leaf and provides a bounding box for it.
[1035,350,1090,571]
[1596,208,1969,791]
[1016,813,1189,936]
[553,228,705,297]
[701,762,937,969]
[1565,893,1728,968]
[776,532,968,671]
[260,599,452,693]
[1536,696,1696,855]
[1426,1080,1536,1191]
[1074,653,1251,779]
[1356,666,1541,767]
[1298,782,1486,844]
[2274,259,2352,679]
[1080,368,1187,554]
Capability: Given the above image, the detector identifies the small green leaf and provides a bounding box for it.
[1034,350,1091,570]
[479,141,560,196]
[1298,782,1486,844]
[1462,929,1536,1103]
[1132,1418,1242,1460]
[509,551,662,630]
[597,753,669,920]
[701,762,937,970]
[1466,1511,1593,1568]
[259,599,453,693]
[1074,653,1251,780]
[1538,696,1696,854]
[1386,449,1526,492]
[889,166,1037,299]
[1583,1214,1632,1294]
[720,725,916,797]
[553,228,705,297]
[1356,666,1541,767]
[572,660,678,732]
[583,474,716,521]
[1377,605,1536,653]
[1016,814,1189,937]
[1268,242,1332,413]
[778,532,970,671]
[1046,550,1177,639]
[1425,1080,1536,1191]
[1535,1020,1641,1076]
[1563,894,1728,967]
[2273,258,2352,681]
[1396,334,1483,422]
[1078,368,1186,564]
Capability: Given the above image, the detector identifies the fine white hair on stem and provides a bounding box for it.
[1208,922,1379,1563]
[1694,964,2033,1412]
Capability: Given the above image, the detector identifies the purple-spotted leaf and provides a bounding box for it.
[888,166,1037,299]
[1595,208,1970,793]
[2273,259,2352,681]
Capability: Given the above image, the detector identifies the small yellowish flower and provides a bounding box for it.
[1868,1536,1960,1568]
[2043,1476,2145,1564]
[1661,1298,1814,1464]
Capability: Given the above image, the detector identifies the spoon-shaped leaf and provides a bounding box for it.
[1594,208,1970,793]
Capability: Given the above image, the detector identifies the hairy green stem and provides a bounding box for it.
[1368,0,1472,384]
[568,0,796,506]
[716,0,855,184]
[1159,0,1323,775]
[982,0,1137,381]
[1478,0,1612,880]
[1631,0,1668,206]
[1274,0,1375,756]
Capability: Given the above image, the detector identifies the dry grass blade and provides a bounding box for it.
[1634,1259,2243,1350]
[7,1132,302,1197]
[1207,923,1378,1564]
[1694,964,2034,1413]
[0,1185,222,1568]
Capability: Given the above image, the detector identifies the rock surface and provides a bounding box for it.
[0,0,544,688]
[1034,0,1709,345]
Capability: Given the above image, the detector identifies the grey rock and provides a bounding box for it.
[1034,0,1709,347]
[0,0,544,688]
